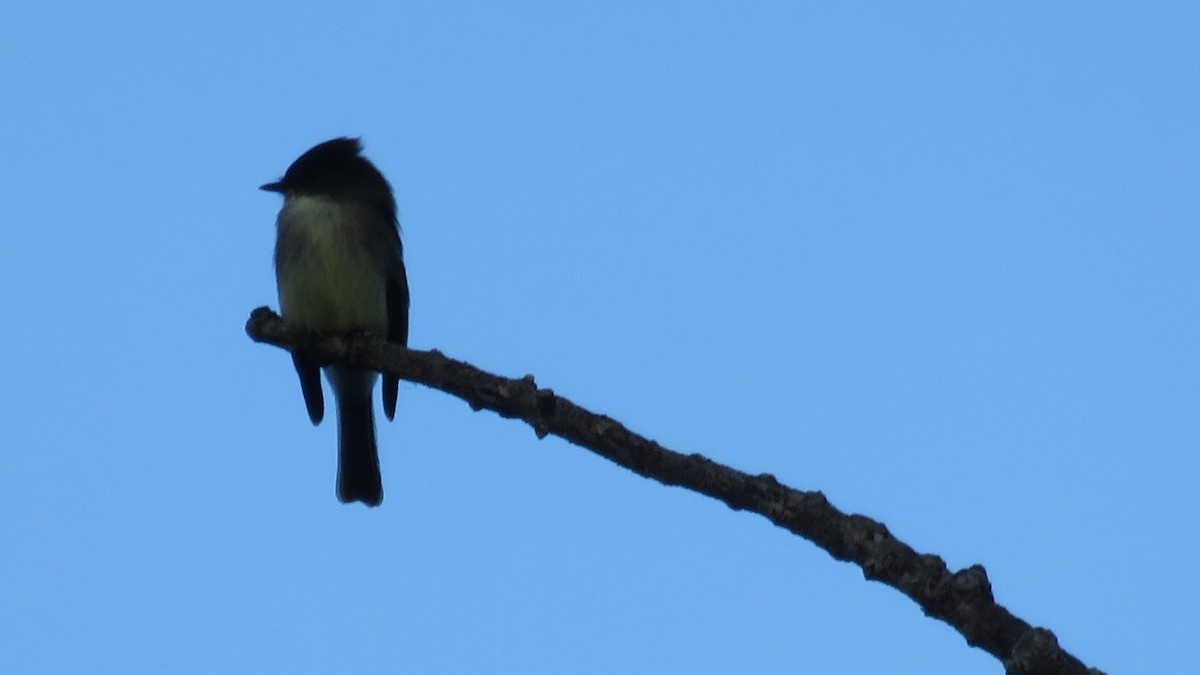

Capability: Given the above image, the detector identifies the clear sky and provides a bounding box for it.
[1,3,1195,673]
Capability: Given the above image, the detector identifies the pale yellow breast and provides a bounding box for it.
[275,195,389,336]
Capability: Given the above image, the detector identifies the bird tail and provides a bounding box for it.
[329,366,383,506]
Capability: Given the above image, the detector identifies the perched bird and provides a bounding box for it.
[261,138,409,506]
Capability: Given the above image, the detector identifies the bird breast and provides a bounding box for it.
[274,195,389,336]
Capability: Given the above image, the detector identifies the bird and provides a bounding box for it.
[261,137,409,506]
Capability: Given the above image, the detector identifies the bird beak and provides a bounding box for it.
[260,181,285,193]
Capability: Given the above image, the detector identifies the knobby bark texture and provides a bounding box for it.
[246,307,1103,675]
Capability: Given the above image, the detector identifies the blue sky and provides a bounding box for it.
[1,3,1196,673]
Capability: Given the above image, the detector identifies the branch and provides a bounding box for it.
[246,307,1103,675]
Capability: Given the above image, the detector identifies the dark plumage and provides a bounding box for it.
[262,137,409,506]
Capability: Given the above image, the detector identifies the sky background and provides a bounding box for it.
[1,3,1196,673]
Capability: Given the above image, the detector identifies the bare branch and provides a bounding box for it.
[246,306,1103,675]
